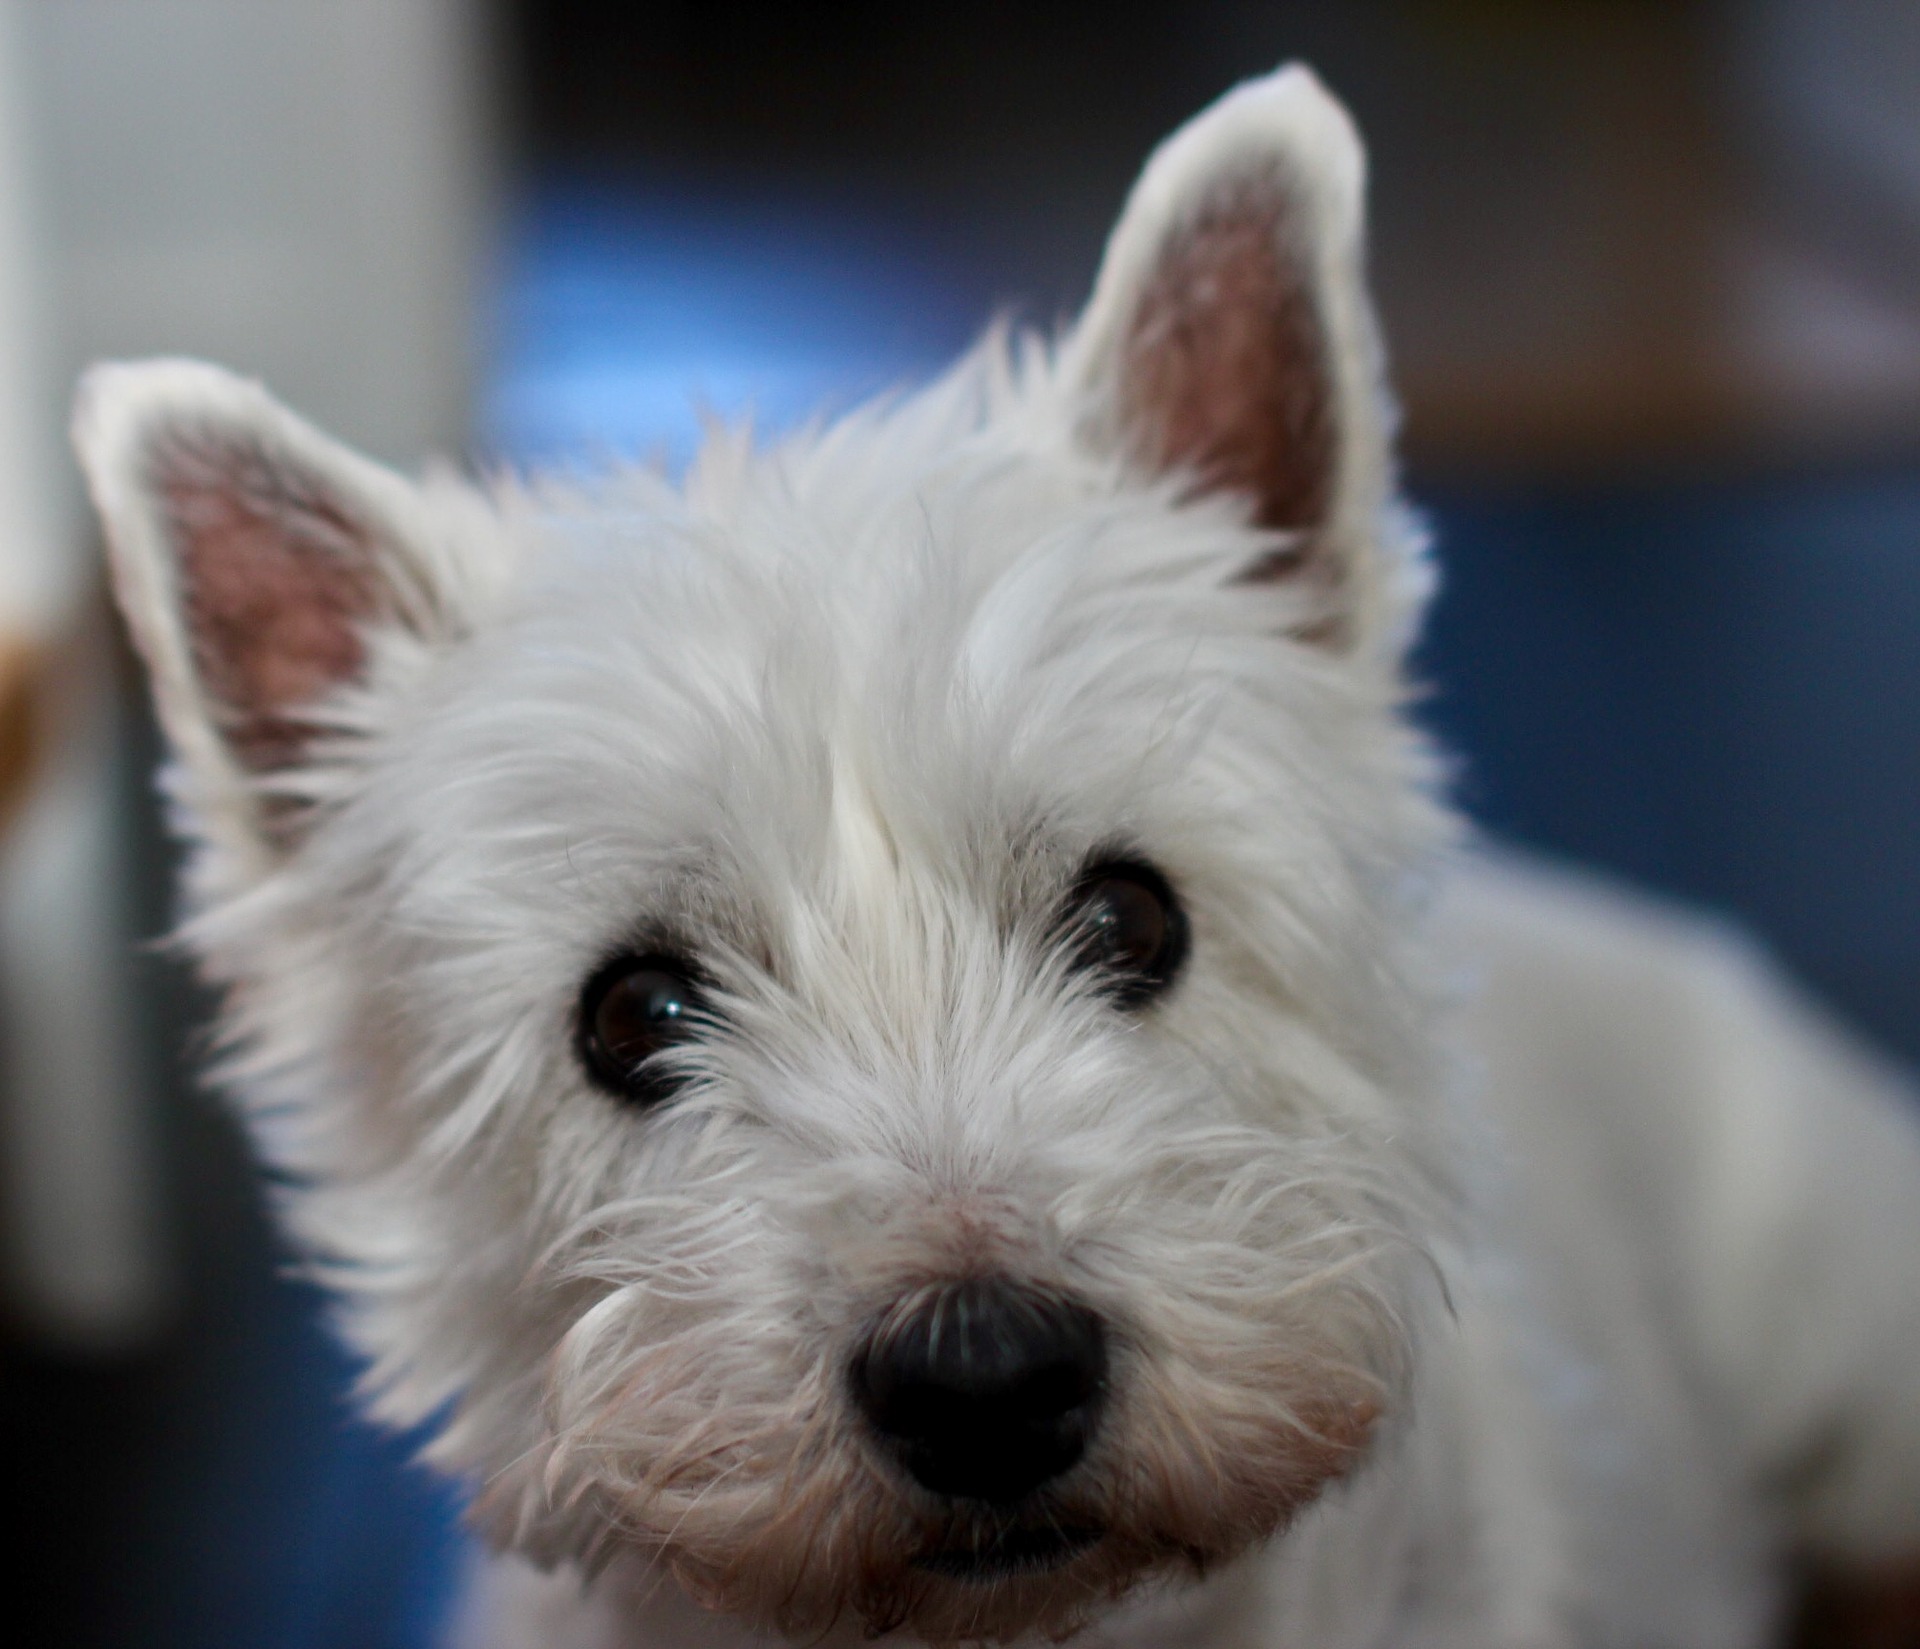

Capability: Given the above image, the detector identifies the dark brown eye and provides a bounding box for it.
[1062,859,1188,1006]
[577,954,706,1105]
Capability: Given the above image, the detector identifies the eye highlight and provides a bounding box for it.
[576,953,707,1106]
[1059,858,1188,1007]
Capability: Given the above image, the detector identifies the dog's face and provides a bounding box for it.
[79,67,1451,1644]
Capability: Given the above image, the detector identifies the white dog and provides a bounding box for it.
[74,65,1920,1649]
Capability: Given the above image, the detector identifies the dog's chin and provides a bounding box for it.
[912,1522,1106,1585]
[867,1521,1202,1646]
[649,1509,1213,1646]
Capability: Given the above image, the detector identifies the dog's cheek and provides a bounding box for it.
[1108,1323,1384,1546]
[1057,1118,1415,1545]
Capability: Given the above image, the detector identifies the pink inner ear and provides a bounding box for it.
[1119,183,1335,539]
[155,434,379,773]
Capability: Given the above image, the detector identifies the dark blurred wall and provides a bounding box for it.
[507,0,1920,475]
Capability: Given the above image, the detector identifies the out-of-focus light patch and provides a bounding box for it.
[483,176,984,470]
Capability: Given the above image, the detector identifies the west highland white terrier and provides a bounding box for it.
[74,65,1920,1649]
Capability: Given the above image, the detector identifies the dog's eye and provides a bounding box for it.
[577,954,706,1105]
[1061,860,1188,1006]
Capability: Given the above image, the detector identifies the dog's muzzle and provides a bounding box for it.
[852,1276,1108,1506]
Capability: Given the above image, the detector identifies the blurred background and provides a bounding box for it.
[0,2,1915,1644]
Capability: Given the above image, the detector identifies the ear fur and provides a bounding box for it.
[1064,65,1403,648]
[73,359,449,851]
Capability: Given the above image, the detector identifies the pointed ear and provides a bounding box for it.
[73,359,454,849]
[1064,65,1407,648]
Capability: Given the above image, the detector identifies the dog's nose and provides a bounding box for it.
[853,1276,1108,1504]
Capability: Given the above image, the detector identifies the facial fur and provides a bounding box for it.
[77,66,1459,1645]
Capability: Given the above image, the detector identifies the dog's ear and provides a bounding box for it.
[1065,64,1408,649]
[74,359,457,853]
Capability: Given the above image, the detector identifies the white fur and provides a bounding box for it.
[75,64,1920,1649]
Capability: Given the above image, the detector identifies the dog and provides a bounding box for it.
[74,64,1920,1649]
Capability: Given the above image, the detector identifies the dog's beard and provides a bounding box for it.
[488,1312,1388,1644]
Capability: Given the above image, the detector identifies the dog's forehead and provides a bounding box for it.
[363,403,1293,977]
[513,416,1099,674]
[471,427,1263,827]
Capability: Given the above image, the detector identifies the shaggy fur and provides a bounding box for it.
[75,65,1920,1649]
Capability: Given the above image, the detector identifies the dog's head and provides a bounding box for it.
[78,66,1453,1644]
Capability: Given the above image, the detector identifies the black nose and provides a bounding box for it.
[853,1277,1108,1504]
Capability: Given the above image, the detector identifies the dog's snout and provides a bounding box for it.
[853,1276,1108,1504]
